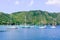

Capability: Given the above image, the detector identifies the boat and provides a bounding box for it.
[39,25,46,28]
[39,19,46,28]
[51,25,56,28]
[7,14,18,29]
[51,18,56,28]
[21,16,30,28]
[20,25,30,28]
[51,21,56,28]
[7,25,18,29]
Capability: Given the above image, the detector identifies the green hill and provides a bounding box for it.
[0,10,60,25]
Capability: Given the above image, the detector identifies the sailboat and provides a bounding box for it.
[39,18,46,29]
[51,25,56,28]
[39,25,46,28]
[7,14,18,29]
[8,25,18,29]
[51,23,56,28]
[51,19,56,28]
[22,16,30,28]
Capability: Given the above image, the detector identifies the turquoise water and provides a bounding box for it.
[0,25,60,40]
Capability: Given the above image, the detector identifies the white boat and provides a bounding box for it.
[7,26,18,29]
[51,25,56,28]
[21,25,30,28]
[39,25,46,28]
[7,14,18,29]
[21,16,30,28]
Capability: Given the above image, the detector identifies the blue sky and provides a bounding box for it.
[0,0,60,13]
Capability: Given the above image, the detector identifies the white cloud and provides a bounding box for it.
[29,0,34,6]
[15,1,20,5]
[45,0,60,5]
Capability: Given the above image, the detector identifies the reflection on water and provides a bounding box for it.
[0,25,60,40]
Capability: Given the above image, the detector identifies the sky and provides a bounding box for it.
[0,0,60,13]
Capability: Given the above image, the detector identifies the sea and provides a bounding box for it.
[0,25,60,40]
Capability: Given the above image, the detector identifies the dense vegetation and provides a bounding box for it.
[0,10,60,25]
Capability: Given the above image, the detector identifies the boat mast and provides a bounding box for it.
[52,18,56,26]
[9,13,13,26]
[25,16,26,27]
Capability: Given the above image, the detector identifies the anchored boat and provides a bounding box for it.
[7,25,18,29]
[39,25,46,28]
[51,25,56,28]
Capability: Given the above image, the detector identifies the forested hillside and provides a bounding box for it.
[0,10,60,25]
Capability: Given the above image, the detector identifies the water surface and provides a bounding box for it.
[0,25,60,40]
